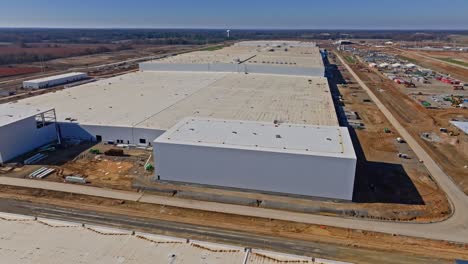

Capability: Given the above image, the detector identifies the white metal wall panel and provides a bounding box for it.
[154,142,356,200]
[58,123,164,145]
[0,117,57,163]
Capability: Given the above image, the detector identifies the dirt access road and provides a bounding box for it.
[335,52,468,242]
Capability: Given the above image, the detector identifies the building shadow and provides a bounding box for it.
[20,141,98,167]
[349,124,424,205]
[324,53,424,205]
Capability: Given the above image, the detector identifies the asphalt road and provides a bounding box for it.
[0,198,451,264]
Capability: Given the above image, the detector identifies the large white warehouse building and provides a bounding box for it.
[140,41,325,77]
[1,41,356,200]
[155,118,356,200]
[23,72,87,89]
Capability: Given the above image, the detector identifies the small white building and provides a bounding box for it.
[154,118,356,200]
[0,104,59,163]
[404,63,417,68]
[23,72,87,89]
[378,63,389,68]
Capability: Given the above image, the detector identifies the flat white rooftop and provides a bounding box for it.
[0,104,52,127]
[156,117,354,158]
[142,42,323,68]
[16,71,338,129]
[154,51,255,64]
[24,72,86,83]
[235,41,317,48]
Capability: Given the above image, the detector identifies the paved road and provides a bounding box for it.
[0,198,451,264]
[0,53,466,244]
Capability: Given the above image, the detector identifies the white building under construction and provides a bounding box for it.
[0,41,356,200]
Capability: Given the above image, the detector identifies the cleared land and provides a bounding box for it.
[336,49,468,195]
[392,49,468,82]
[436,57,468,67]
[0,67,41,78]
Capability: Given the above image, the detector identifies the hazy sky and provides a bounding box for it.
[0,0,467,29]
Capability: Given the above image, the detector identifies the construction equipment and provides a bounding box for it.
[89,149,101,154]
[450,96,463,107]
[145,163,154,172]
[398,153,410,159]
[396,137,405,143]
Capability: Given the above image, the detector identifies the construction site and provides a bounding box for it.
[335,41,468,195]
[0,40,467,263]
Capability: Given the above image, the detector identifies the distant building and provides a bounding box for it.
[334,40,353,45]
[23,72,87,89]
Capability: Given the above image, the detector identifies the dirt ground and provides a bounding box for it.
[40,45,195,70]
[408,50,468,63]
[326,53,451,221]
[55,144,151,190]
[333,50,468,195]
[1,142,153,191]
[0,185,465,262]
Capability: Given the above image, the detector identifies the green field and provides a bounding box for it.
[436,57,468,67]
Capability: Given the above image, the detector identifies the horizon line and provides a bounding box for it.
[0,26,467,31]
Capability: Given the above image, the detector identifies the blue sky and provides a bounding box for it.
[0,0,467,29]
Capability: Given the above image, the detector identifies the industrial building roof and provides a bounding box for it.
[16,71,338,129]
[153,51,255,64]
[141,43,323,68]
[0,104,53,127]
[23,72,87,84]
[450,121,468,134]
[0,213,319,264]
[235,40,317,48]
[156,117,355,158]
